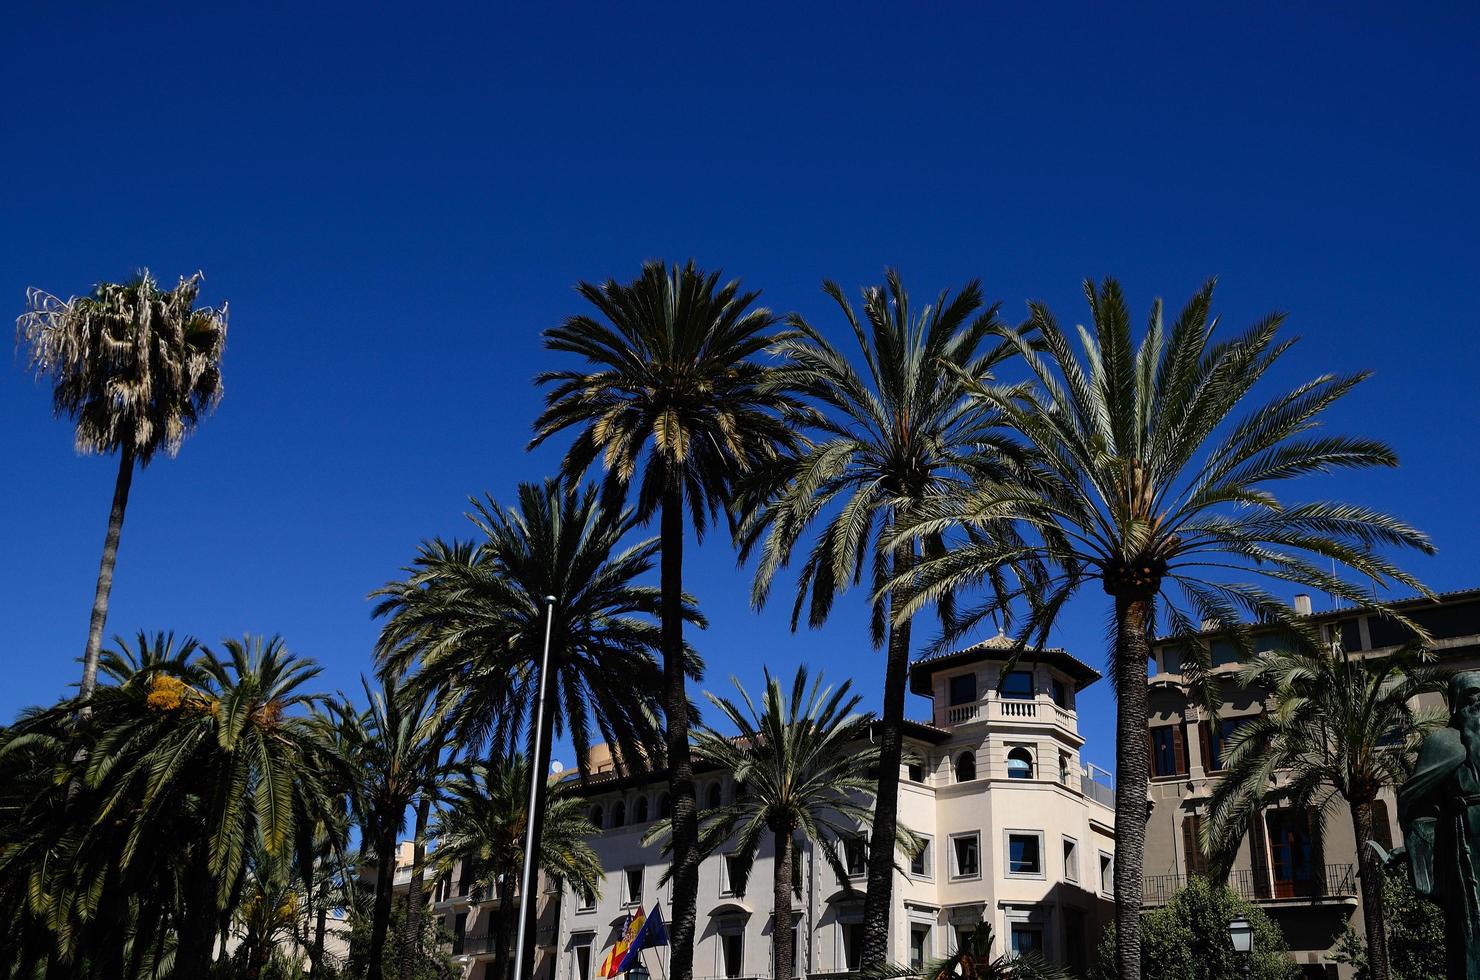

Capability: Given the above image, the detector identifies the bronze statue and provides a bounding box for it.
[1398,670,1480,978]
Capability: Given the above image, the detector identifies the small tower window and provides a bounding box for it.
[1007,747,1034,780]
[955,751,977,782]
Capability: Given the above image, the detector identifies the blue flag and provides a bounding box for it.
[615,903,669,973]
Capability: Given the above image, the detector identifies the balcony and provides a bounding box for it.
[1143,864,1358,906]
[936,695,1077,733]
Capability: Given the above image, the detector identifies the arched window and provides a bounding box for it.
[706,782,723,810]
[589,804,604,828]
[1007,747,1034,780]
[659,792,672,818]
[611,800,626,827]
[635,795,650,823]
[955,751,976,783]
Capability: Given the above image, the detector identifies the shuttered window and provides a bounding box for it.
[1182,814,1208,876]
[1148,724,1188,778]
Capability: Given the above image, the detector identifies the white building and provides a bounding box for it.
[543,638,1116,980]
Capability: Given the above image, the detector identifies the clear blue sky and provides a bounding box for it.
[4,2,1478,775]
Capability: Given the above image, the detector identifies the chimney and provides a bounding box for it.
[1293,593,1312,616]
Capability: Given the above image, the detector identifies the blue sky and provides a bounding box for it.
[3,2,1477,774]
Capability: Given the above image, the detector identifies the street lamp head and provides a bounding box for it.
[544,595,557,604]
[1228,915,1254,954]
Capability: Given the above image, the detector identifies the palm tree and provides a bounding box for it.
[893,278,1434,980]
[374,479,697,979]
[530,260,807,980]
[335,675,444,980]
[737,271,1021,966]
[16,271,228,705]
[1203,638,1446,980]
[432,753,604,980]
[647,666,917,980]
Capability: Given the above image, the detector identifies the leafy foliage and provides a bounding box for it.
[1332,862,1446,980]
[875,919,1069,980]
[1089,878,1298,980]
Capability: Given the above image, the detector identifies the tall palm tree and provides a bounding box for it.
[894,278,1434,980]
[1203,639,1446,980]
[737,272,1020,966]
[432,753,604,980]
[647,667,917,980]
[16,272,228,705]
[530,260,807,980]
[335,675,444,980]
[374,479,697,978]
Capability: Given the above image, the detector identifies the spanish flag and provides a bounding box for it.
[600,908,645,978]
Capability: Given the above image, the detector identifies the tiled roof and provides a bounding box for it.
[908,630,1102,695]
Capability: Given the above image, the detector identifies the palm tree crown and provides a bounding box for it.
[895,277,1434,980]
[1204,638,1446,980]
[737,271,1019,968]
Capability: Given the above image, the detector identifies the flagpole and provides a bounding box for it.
[513,595,558,980]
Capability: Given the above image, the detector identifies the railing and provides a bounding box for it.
[945,703,981,725]
[1081,765,1115,809]
[1143,864,1358,905]
[996,699,1038,719]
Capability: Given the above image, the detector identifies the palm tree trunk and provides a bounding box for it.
[860,548,914,969]
[367,827,397,980]
[517,673,562,980]
[662,480,700,980]
[773,825,796,980]
[79,446,134,709]
[399,794,434,980]
[496,874,520,980]
[310,899,329,979]
[1111,593,1152,980]
[1351,798,1390,980]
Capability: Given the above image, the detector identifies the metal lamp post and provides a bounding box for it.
[1228,915,1254,978]
[512,595,558,980]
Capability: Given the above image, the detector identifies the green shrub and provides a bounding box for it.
[1090,877,1298,980]
[1332,862,1445,980]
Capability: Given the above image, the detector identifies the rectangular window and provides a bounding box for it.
[720,930,744,979]
[907,758,926,782]
[1099,853,1114,894]
[1202,716,1255,772]
[909,925,931,970]
[911,838,933,878]
[576,881,597,912]
[949,673,977,706]
[844,835,868,878]
[573,937,594,980]
[1006,832,1043,877]
[1009,924,1043,958]
[453,912,467,955]
[1000,670,1035,700]
[951,833,980,879]
[953,924,975,952]
[1051,678,1069,708]
[720,854,743,897]
[842,922,865,971]
[1149,724,1187,778]
[1063,837,1079,883]
[623,867,643,906]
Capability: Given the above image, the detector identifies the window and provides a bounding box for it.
[1006,832,1043,877]
[844,835,868,877]
[1007,746,1034,780]
[1063,837,1079,883]
[1200,717,1255,772]
[949,673,977,706]
[1149,724,1188,778]
[910,838,933,878]
[658,792,671,818]
[1051,677,1069,708]
[721,854,744,897]
[573,935,594,980]
[1064,907,1088,976]
[951,833,980,879]
[611,800,626,828]
[909,925,931,970]
[634,795,650,823]
[1000,670,1034,700]
[955,751,976,782]
[1009,924,1043,958]
[706,783,723,810]
[842,922,865,971]
[952,924,975,952]
[907,758,925,782]
[575,880,597,912]
[1099,853,1114,894]
[719,927,744,979]
[623,867,643,906]
[452,912,467,955]
[588,804,604,828]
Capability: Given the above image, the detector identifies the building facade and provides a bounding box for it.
[541,637,1116,980]
[1142,588,1480,979]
